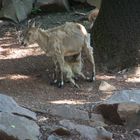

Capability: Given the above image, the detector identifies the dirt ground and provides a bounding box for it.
[0,7,140,140]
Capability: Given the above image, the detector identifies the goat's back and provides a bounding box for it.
[46,22,88,56]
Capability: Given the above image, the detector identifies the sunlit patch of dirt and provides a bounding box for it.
[126,77,140,83]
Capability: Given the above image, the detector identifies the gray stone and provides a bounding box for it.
[99,81,116,91]
[0,94,36,120]
[48,135,62,140]
[0,112,40,140]
[90,113,106,127]
[118,103,140,117]
[60,120,112,140]
[94,90,140,129]
[90,113,104,122]
[48,105,89,120]
[52,127,71,136]
[105,90,140,104]
[89,120,107,127]
[131,129,140,137]
[0,0,34,22]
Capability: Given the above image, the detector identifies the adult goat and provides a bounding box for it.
[21,22,95,87]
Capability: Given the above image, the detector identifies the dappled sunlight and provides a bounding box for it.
[3,47,43,59]
[49,99,90,105]
[125,77,140,83]
[0,31,45,60]
[96,74,116,80]
[1,43,18,48]
[0,74,31,81]
[8,74,30,80]
[0,36,13,41]
[0,44,44,59]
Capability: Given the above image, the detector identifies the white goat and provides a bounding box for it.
[21,22,95,87]
[63,53,86,88]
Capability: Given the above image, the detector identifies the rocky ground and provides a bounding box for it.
[0,6,140,140]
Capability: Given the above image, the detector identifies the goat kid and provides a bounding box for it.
[21,22,95,87]
[63,53,86,88]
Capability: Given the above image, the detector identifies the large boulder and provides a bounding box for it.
[94,90,140,129]
[48,105,89,120]
[0,0,34,23]
[60,119,112,140]
[0,112,40,140]
[0,94,40,139]
[48,104,104,122]
[0,94,36,120]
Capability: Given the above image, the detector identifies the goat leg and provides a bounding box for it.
[50,58,59,85]
[57,55,65,88]
[66,67,80,88]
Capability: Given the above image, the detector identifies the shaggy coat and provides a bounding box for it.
[22,22,95,87]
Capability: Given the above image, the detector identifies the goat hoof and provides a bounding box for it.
[50,79,58,85]
[86,77,94,82]
[92,76,96,81]
[57,81,64,88]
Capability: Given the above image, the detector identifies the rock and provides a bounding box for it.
[94,104,124,125]
[0,131,19,140]
[105,90,140,104]
[51,127,71,136]
[125,111,140,130]
[90,113,104,121]
[0,112,40,140]
[131,129,140,137]
[0,0,34,22]
[48,105,89,120]
[90,120,107,127]
[94,90,140,129]
[99,81,116,91]
[48,135,62,140]
[118,103,140,117]
[35,0,70,12]
[60,120,112,140]
[89,113,106,127]
[0,94,36,120]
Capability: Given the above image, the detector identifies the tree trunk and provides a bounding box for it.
[92,0,140,72]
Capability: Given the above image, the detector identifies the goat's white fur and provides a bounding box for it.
[22,22,95,87]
